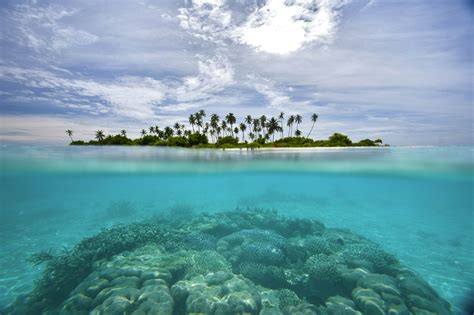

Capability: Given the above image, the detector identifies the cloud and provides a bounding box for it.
[177,0,349,54]
[0,54,234,119]
[7,4,98,53]
[173,54,234,103]
[0,65,166,119]
[247,75,315,113]
[233,0,347,54]
[0,0,472,145]
[177,0,232,44]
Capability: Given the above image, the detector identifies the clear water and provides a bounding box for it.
[0,145,473,311]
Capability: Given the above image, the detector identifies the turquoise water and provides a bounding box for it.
[0,145,473,312]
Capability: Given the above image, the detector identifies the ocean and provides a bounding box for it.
[0,145,472,314]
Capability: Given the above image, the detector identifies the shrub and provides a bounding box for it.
[102,134,132,145]
[167,136,189,147]
[327,133,352,146]
[133,135,160,145]
[273,137,315,147]
[188,132,208,146]
[355,139,376,146]
[216,136,239,146]
[70,140,86,145]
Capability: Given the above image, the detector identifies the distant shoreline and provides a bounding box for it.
[67,111,387,148]
[219,146,390,151]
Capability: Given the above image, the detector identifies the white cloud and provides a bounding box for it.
[233,0,346,54]
[177,0,349,54]
[8,4,98,53]
[174,54,234,103]
[0,66,167,119]
[247,75,315,113]
[0,55,234,119]
[177,0,232,44]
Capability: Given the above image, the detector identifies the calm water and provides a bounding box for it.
[0,145,473,311]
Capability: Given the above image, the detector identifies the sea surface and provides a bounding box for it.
[0,145,473,312]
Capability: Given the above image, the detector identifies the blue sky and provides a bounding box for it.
[0,0,472,145]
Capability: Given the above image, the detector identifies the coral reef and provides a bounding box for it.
[5,209,453,315]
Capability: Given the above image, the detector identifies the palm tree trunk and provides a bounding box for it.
[306,122,316,138]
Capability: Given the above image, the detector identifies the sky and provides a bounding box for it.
[0,0,472,145]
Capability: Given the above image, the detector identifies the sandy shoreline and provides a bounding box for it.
[221,146,391,151]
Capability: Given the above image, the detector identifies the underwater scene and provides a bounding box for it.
[0,145,473,314]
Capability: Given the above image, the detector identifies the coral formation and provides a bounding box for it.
[4,209,453,315]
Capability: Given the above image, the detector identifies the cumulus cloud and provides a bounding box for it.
[234,0,347,54]
[177,0,349,54]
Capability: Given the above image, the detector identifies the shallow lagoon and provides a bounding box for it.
[0,145,473,313]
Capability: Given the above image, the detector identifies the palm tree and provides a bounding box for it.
[140,129,147,137]
[295,115,302,136]
[225,113,236,136]
[278,112,285,138]
[253,119,260,137]
[154,127,162,139]
[287,115,295,137]
[198,109,206,120]
[245,115,253,138]
[295,129,302,137]
[188,114,196,132]
[149,126,155,135]
[209,129,216,142]
[173,123,184,136]
[306,113,319,138]
[210,114,219,137]
[121,129,127,137]
[239,123,247,142]
[65,129,74,142]
[267,117,280,142]
[260,115,267,135]
[95,130,105,141]
[249,132,255,142]
[196,115,203,132]
[221,121,227,136]
[234,127,239,138]
[173,123,181,134]
[164,126,173,139]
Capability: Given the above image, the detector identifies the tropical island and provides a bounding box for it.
[68,111,386,148]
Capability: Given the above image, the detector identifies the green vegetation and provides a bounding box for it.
[68,111,387,148]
